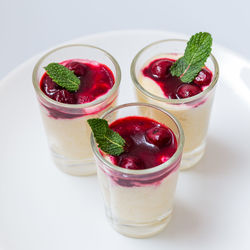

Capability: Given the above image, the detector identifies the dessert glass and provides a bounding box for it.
[131,39,219,169]
[32,44,121,176]
[91,103,184,238]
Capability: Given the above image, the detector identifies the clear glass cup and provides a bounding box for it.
[131,39,219,170]
[91,103,184,238]
[32,44,121,176]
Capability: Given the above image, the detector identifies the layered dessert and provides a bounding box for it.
[131,34,218,169]
[33,45,120,176]
[89,110,183,238]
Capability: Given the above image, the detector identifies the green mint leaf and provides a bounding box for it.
[170,57,187,77]
[170,32,212,83]
[88,118,125,156]
[44,63,80,92]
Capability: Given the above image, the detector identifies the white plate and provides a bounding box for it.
[0,30,250,250]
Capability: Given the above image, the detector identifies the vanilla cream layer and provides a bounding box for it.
[40,101,116,161]
[97,166,179,224]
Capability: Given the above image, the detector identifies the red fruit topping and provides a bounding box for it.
[142,57,213,99]
[108,117,178,187]
[150,59,173,79]
[65,61,86,76]
[76,93,95,104]
[42,75,59,96]
[54,89,75,104]
[40,60,114,109]
[120,156,143,170]
[194,68,212,86]
[40,60,115,119]
[91,83,110,96]
[145,126,172,147]
[41,74,76,103]
[95,66,114,84]
[109,117,177,171]
[176,84,202,98]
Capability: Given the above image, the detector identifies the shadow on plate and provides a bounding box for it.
[151,136,242,242]
[154,199,202,242]
[188,136,241,176]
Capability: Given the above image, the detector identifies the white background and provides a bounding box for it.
[0,0,250,79]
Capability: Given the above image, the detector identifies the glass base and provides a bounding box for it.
[107,212,172,238]
[181,141,206,170]
[51,150,96,176]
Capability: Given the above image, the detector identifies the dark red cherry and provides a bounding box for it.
[145,127,172,147]
[42,75,59,96]
[66,61,86,76]
[54,89,75,104]
[151,59,173,79]
[91,83,110,96]
[41,59,114,108]
[123,137,134,152]
[76,93,95,104]
[94,66,113,84]
[120,156,143,170]
[176,84,202,98]
[194,68,212,86]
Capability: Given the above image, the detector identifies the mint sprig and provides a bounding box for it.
[88,118,125,156]
[170,32,212,83]
[44,63,80,92]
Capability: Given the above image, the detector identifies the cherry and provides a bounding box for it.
[145,127,172,147]
[176,84,202,98]
[66,61,86,76]
[120,156,143,170]
[91,83,110,96]
[76,93,95,104]
[122,137,134,152]
[150,59,173,79]
[42,75,59,96]
[108,117,178,173]
[54,89,75,104]
[194,68,212,86]
[40,59,114,108]
[94,65,113,84]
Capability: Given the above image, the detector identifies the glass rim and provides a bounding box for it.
[90,102,184,175]
[130,39,219,104]
[32,44,121,109]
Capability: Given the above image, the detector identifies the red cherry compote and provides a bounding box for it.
[41,59,114,104]
[109,116,177,170]
[106,116,178,187]
[40,59,114,119]
[142,58,213,99]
